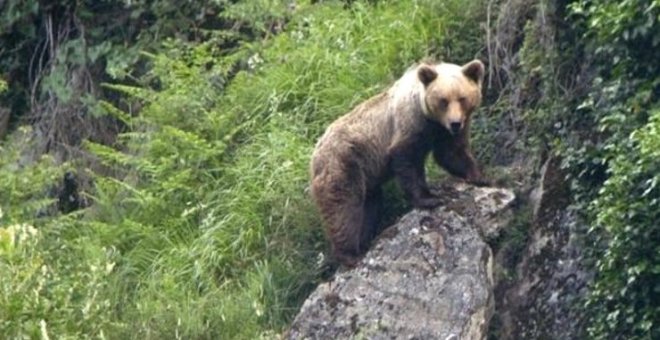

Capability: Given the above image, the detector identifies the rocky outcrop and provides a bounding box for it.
[496,156,592,339]
[286,183,515,340]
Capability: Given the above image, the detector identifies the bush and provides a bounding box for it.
[585,107,660,339]
[1,1,490,338]
[563,0,660,338]
[0,127,66,223]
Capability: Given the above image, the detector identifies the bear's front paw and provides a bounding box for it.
[412,195,445,209]
[467,176,492,187]
[465,171,492,187]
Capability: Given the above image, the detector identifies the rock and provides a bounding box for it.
[286,183,515,340]
[496,156,592,339]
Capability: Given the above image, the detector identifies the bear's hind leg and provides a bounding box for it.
[311,171,367,267]
[360,188,383,253]
[329,197,366,267]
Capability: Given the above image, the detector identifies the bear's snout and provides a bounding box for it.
[450,122,462,134]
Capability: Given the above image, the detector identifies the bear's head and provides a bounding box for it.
[417,60,485,135]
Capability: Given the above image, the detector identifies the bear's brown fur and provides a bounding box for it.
[310,59,489,266]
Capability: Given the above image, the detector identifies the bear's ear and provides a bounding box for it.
[462,60,485,86]
[418,65,438,87]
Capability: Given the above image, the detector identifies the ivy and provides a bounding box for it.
[585,107,660,339]
[562,0,660,338]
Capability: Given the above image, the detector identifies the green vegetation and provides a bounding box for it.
[586,108,660,339]
[0,0,487,338]
[568,0,660,338]
[1,0,659,338]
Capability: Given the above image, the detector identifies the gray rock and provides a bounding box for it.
[286,183,515,340]
[496,156,592,339]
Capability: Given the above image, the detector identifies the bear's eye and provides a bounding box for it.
[438,98,449,109]
[458,97,468,105]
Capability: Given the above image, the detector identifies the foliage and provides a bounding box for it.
[10,0,659,338]
[570,0,660,77]
[0,0,489,338]
[0,127,67,224]
[585,107,660,339]
[546,0,660,338]
[0,0,242,156]
[0,129,107,338]
[0,218,120,338]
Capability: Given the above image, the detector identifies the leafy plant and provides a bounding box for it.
[586,107,660,339]
[1,1,492,338]
[563,0,660,338]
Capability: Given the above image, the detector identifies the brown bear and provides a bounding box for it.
[310,59,489,266]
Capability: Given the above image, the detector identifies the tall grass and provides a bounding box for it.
[0,0,488,338]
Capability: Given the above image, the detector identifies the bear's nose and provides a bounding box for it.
[450,122,462,134]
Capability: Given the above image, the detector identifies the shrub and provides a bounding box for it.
[0,1,490,338]
[565,0,660,338]
[586,107,660,339]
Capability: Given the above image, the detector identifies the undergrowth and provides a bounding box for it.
[4,0,658,338]
[0,0,489,338]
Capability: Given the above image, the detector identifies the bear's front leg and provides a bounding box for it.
[433,138,490,186]
[433,148,491,186]
[390,144,443,209]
